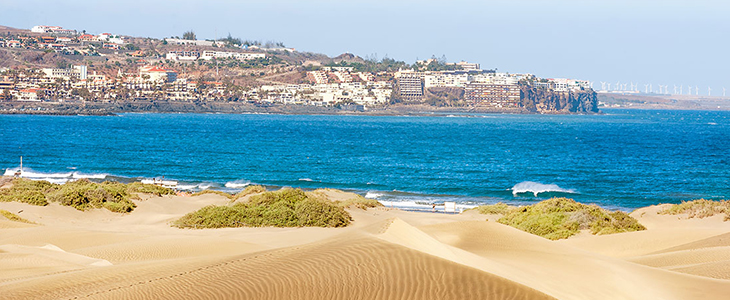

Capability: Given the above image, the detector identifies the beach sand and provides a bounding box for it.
[2,194,730,299]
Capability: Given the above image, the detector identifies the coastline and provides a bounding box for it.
[1,190,730,299]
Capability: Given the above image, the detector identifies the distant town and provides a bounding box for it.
[2,24,685,114]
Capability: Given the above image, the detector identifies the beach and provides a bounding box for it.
[2,190,730,300]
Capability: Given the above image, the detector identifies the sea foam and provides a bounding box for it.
[225,180,251,188]
[511,181,577,197]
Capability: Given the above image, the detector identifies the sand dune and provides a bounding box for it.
[2,196,730,299]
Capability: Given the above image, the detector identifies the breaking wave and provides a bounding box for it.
[511,181,577,197]
[225,180,251,188]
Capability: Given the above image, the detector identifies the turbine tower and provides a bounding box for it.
[680,85,683,95]
[673,85,677,95]
[600,81,606,90]
[644,84,649,93]
[724,87,726,97]
[696,85,699,96]
[688,86,692,95]
[708,86,712,96]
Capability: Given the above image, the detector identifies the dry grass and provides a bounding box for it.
[473,202,512,215]
[232,185,267,201]
[497,198,646,240]
[191,190,234,199]
[306,189,383,210]
[0,209,36,224]
[659,199,730,221]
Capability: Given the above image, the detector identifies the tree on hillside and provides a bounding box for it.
[183,31,196,40]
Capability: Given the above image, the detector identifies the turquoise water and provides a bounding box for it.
[1,109,729,210]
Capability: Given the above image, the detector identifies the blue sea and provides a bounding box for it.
[1,109,729,210]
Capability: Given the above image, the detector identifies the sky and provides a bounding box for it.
[1,0,728,95]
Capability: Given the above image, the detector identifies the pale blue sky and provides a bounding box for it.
[2,0,728,95]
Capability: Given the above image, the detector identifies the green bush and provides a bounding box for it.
[126,182,175,196]
[497,198,646,240]
[173,188,352,229]
[0,178,53,206]
[0,178,138,213]
[474,202,511,215]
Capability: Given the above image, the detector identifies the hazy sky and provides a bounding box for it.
[2,0,728,95]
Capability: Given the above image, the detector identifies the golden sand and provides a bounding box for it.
[1,194,730,299]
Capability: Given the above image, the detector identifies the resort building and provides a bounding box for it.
[42,65,88,80]
[166,38,215,47]
[395,72,424,100]
[307,71,329,84]
[465,83,521,107]
[140,66,177,83]
[424,72,470,88]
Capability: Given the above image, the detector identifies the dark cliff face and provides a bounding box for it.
[520,85,599,113]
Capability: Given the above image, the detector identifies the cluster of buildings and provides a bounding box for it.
[306,67,376,85]
[165,50,266,62]
[166,38,296,53]
[1,26,126,54]
[258,81,392,106]
[394,67,592,107]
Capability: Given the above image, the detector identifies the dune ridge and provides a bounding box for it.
[1,193,730,299]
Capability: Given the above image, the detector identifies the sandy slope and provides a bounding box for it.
[1,195,730,299]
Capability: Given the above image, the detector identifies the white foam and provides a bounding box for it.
[298,178,314,182]
[225,180,251,188]
[72,172,107,179]
[511,181,577,197]
[176,184,198,190]
[365,191,385,199]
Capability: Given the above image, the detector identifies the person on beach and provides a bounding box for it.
[432,203,436,212]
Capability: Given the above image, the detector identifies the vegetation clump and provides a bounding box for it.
[232,185,267,201]
[0,178,174,213]
[497,198,646,240]
[659,199,730,221]
[173,188,352,229]
[306,189,383,210]
[0,209,36,224]
[474,202,512,215]
[0,178,52,206]
[191,190,234,199]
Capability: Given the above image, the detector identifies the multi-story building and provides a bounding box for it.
[42,65,87,80]
[465,83,521,107]
[547,78,592,92]
[396,72,424,100]
[31,26,76,35]
[140,66,177,83]
[424,72,470,88]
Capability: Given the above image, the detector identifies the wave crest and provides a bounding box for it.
[511,181,577,197]
[225,180,251,189]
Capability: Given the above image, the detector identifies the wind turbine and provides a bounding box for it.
[644,84,649,93]
[673,85,677,95]
[607,83,612,91]
[600,81,607,90]
[680,85,683,95]
[688,86,692,95]
[708,86,712,96]
[724,87,726,97]
[650,84,653,93]
[695,85,699,96]
[616,81,620,91]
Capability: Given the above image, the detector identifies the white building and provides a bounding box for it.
[424,72,470,88]
[548,78,592,92]
[200,51,266,61]
[140,66,177,83]
[42,65,87,80]
[166,51,201,61]
[31,26,76,35]
[167,38,215,47]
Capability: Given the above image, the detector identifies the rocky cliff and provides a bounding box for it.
[520,85,599,113]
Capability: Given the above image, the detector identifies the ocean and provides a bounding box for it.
[2,109,728,210]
